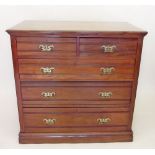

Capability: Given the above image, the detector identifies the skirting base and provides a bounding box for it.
[19,131,133,144]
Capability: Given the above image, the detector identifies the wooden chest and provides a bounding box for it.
[7,21,147,143]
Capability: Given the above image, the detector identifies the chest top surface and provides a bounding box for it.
[7,20,147,34]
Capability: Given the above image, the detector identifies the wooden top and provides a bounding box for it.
[7,20,147,34]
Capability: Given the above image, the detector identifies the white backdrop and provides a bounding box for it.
[0,5,155,148]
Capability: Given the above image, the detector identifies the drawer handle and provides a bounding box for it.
[97,117,111,124]
[41,67,54,74]
[100,67,115,75]
[41,92,56,98]
[98,91,112,98]
[101,45,116,53]
[43,118,56,125]
[39,44,54,52]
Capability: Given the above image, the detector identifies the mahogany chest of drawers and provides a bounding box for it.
[7,21,147,143]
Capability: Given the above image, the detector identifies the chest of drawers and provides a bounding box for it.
[7,21,147,143]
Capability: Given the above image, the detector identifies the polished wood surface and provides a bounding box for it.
[80,38,137,52]
[21,85,131,100]
[17,42,76,51]
[19,63,134,81]
[22,100,130,109]
[17,37,76,42]
[17,37,76,58]
[24,112,129,128]
[7,21,147,143]
[19,132,133,143]
[18,58,135,64]
[7,21,146,32]
[24,108,129,133]
[21,81,132,87]
[18,58,135,81]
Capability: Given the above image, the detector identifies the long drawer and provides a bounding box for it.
[18,58,135,81]
[19,65,134,81]
[21,85,131,101]
[23,108,129,133]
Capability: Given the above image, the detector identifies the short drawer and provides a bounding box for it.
[16,37,76,58]
[21,85,131,101]
[80,38,137,58]
[23,108,129,132]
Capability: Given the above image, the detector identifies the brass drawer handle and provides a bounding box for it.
[41,92,56,98]
[39,44,54,52]
[97,117,111,124]
[98,91,112,98]
[100,67,115,75]
[40,67,54,74]
[101,45,116,53]
[43,118,56,125]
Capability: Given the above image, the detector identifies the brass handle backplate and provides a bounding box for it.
[97,117,111,124]
[43,118,56,125]
[98,91,112,98]
[41,92,56,98]
[39,44,54,52]
[40,67,55,74]
[100,67,115,75]
[101,45,116,53]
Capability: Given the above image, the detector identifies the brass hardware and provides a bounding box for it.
[41,92,56,98]
[101,45,116,53]
[98,91,112,98]
[39,44,54,52]
[97,117,111,124]
[40,67,55,74]
[43,118,56,125]
[100,67,115,75]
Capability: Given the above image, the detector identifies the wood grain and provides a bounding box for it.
[19,63,134,81]
[6,21,147,143]
[21,85,131,100]
[7,21,146,33]
[24,111,129,127]
[22,100,130,108]
[19,131,133,143]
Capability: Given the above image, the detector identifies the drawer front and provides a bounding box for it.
[24,110,129,128]
[21,86,131,100]
[80,38,137,58]
[19,64,134,81]
[17,37,76,58]
[24,110,129,133]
